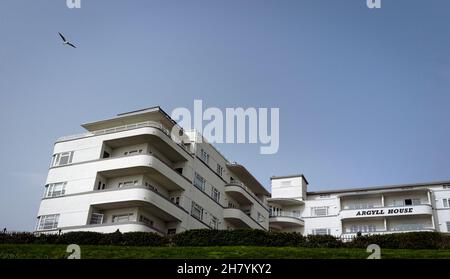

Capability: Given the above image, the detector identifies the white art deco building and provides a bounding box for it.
[36,107,450,236]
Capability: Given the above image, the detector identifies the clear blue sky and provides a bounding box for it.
[1,0,449,231]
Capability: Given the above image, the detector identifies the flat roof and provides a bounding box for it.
[307,179,450,195]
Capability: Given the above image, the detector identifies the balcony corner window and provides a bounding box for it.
[44,182,67,198]
[52,151,74,167]
[37,214,60,230]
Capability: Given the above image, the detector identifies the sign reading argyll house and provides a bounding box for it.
[356,207,414,217]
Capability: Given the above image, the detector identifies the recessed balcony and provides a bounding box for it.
[95,154,191,191]
[223,208,265,230]
[87,186,187,222]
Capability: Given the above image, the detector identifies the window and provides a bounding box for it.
[405,199,412,206]
[44,182,67,198]
[90,213,104,224]
[313,228,330,235]
[200,149,209,164]
[447,222,450,232]
[118,180,138,188]
[311,206,329,217]
[37,214,59,230]
[257,212,265,222]
[194,173,205,191]
[191,202,204,221]
[216,164,223,176]
[210,215,219,229]
[211,187,220,202]
[139,215,154,227]
[124,149,143,156]
[443,198,450,208]
[52,151,74,167]
[319,194,330,199]
[167,228,177,235]
[112,213,133,223]
[170,196,181,205]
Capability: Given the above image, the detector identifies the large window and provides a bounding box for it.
[443,198,450,208]
[200,149,209,164]
[350,224,377,233]
[447,222,450,232]
[112,213,133,223]
[191,202,204,221]
[52,151,74,167]
[37,214,59,230]
[44,182,67,198]
[311,206,329,217]
[194,173,206,191]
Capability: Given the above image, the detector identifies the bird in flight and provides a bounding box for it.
[58,32,77,48]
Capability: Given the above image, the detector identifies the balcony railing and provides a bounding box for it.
[270,211,302,219]
[57,121,189,152]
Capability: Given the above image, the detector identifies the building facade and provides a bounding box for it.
[36,107,450,237]
[269,175,450,236]
[36,107,270,235]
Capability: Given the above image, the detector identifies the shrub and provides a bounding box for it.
[304,235,342,248]
[0,232,35,244]
[350,232,447,249]
[56,231,104,245]
[170,229,305,247]
[121,232,167,246]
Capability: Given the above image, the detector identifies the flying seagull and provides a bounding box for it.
[58,32,77,48]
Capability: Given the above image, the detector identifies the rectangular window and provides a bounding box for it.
[112,213,133,223]
[194,173,206,191]
[311,206,329,217]
[200,149,209,164]
[90,213,104,225]
[52,151,74,167]
[216,164,223,176]
[447,222,450,232]
[191,202,204,221]
[37,214,59,230]
[211,215,219,229]
[443,198,450,208]
[313,228,330,235]
[139,215,154,227]
[44,182,67,198]
[124,149,143,156]
[404,199,412,206]
[211,187,220,202]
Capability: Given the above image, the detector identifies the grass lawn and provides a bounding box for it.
[0,244,449,259]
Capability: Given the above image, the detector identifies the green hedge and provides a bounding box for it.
[1,230,449,249]
[349,232,450,249]
[170,229,305,247]
[0,230,166,246]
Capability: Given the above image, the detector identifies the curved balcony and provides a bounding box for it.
[87,186,187,222]
[96,154,191,191]
[57,121,191,160]
[223,208,266,230]
[340,204,433,220]
[269,212,304,229]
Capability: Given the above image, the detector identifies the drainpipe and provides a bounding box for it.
[381,194,385,207]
